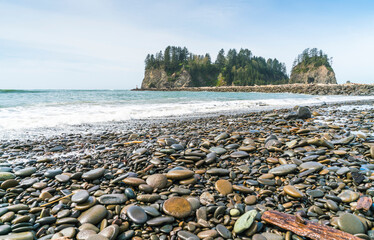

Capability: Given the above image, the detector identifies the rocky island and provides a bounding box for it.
[290,48,336,84]
[138,47,373,95]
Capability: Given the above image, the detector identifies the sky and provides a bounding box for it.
[0,0,374,89]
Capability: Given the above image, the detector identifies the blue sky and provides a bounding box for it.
[0,0,373,89]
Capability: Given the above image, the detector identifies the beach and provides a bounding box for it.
[1,95,374,239]
[136,83,374,96]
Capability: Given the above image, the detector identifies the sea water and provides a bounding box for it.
[1,89,374,140]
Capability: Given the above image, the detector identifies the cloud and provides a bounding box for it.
[0,0,373,88]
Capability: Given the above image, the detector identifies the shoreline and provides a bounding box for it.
[2,98,374,142]
[0,99,374,239]
[134,83,374,96]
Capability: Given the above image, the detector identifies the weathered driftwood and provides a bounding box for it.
[261,210,362,240]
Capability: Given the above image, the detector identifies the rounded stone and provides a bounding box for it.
[233,210,257,234]
[300,161,323,171]
[32,182,47,189]
[85,234,108,240]
[138,184,154,193]
[39,191,53,200]
[206,168,230,175]
[232,185,253,194]
[165,170,194,180]
[0,172,16,181]
[338,213,365,234]
[269,164,297,175]
[1,179,19,189]
[99,225,119,240]
[163,197,192,218]
[0,232,34,240]
[338,190,360,203]
[97,194,127,205]
[146,174,168,189]
[197,229,218,239]
[72,190,90,203]
[82,168,105,181]
[136,194,160,203]
[284,185,304,198]
[122,177,146,186]
[127,205,147,224]
[15,167,36,177]
[146,216,175,226]
[244,195,257,205]
[177,230,199,240]
[78,205,108,225]
[75,196,97,211]
[60,227,76,238]
[44,168,62,178]
[215,179,233,195]
[124,188,136,199]
[0,224,11,235]
[55,174,70,183]
[216,224,232,239]
[230,151,249,158]
[77,229,97,240]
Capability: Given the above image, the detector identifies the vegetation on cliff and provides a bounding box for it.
[290,48,336,84]
[144,46,289,87]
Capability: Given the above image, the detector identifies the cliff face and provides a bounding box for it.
[290,65,337,84]
[141,69,192,89]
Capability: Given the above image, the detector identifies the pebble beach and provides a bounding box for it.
[1,100,374,240]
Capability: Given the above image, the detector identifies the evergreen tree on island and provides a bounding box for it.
[290,48,337,84]
[143,46,289,88]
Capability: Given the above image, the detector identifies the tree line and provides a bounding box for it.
[145,46,289,87]
[292,48,333,72]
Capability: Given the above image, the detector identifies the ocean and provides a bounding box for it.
[1,89,374,140]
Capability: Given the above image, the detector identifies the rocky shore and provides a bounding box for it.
[134,83,374,96]
[1,101,374,239]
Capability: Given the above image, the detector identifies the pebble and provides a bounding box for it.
[216,224,232,238]
[15,167,36,177]
[206,168,230,175]
[146,174,168,189]
[338,213,365,234]
[122,177,146,186]
[163,197,192,218]
[215,179,233,195]
[1,102,374,240]
[78,205,108,224]
[97,194,127,204]
[269,164,297,175]
[233,210,257,233]
[0,172,16,181]
[72,190,90,203]
[165,170,194,180]
[283,185,304,198]
[127,205,147,224]
[82,168,105,180]
[1,179,19,189]
[0,232,34,240]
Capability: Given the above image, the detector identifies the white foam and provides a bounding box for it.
[1,94,374,140]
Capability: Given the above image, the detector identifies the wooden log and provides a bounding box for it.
[261,210,362,240]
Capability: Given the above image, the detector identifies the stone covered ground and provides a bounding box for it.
[1,101,374,240]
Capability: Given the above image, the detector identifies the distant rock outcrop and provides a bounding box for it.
[290,65,337,84]
[290,48,337,84]
[141,69,192,89]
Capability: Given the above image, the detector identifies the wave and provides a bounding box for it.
[0,89,45,94]
[1,93,374,140]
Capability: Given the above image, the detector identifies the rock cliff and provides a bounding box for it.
[290,65,337,84]
[141,69,192,89]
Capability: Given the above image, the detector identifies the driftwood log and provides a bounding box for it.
[261,210,362,240]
